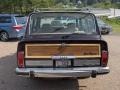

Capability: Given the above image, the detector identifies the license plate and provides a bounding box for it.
[56,60,71,67]
[52,56,74,67]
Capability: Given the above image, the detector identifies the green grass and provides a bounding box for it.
[110,24,120,33]
[101,17,120,33]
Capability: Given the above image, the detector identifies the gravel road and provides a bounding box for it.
[0,35,120,90]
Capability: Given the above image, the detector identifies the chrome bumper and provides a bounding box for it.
[16,67,110,78]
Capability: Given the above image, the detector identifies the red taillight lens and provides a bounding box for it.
[101,50,108,66]
[17,51,24,68]
[13,25,23,31]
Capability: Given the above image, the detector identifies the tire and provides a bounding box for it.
[0,31,9,41]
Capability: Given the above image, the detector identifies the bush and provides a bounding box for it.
[102,17,120,25]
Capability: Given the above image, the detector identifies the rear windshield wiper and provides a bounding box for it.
[61,31,86,39]
[51,27,65,33]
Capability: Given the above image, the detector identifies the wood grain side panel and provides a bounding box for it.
[25,44,101,58]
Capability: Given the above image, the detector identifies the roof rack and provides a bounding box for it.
[33,8,91,13]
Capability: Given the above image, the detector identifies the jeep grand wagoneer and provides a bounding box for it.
[16,10,109,78]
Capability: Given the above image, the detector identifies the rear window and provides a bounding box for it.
[29,12,97,35]
[15,16,27,25]
[0,16,11,23]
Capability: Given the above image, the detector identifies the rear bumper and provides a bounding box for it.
[16,67,110,78]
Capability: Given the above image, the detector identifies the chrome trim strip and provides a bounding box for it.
[16,67,110,78]
[25,60,53,66]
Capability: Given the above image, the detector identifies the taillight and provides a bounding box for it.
[13,25,23,31]
[17,51,24,68]
[101,50,108,66]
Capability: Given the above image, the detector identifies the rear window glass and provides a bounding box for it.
[15,16,27,25]
[0,16,11,23]
[29,13,97,35]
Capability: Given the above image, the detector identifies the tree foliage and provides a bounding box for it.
[0,0,120,14]
[0,0,55,14]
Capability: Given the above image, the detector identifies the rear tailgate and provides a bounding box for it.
[17,40,108,68]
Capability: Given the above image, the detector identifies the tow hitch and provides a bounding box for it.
[91,70,97,78]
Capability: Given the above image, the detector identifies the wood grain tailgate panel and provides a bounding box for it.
[25,44,101,58]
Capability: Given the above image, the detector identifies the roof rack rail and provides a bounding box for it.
[33,8,91,12]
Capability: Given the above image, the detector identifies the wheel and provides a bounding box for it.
[0,32,9,41]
